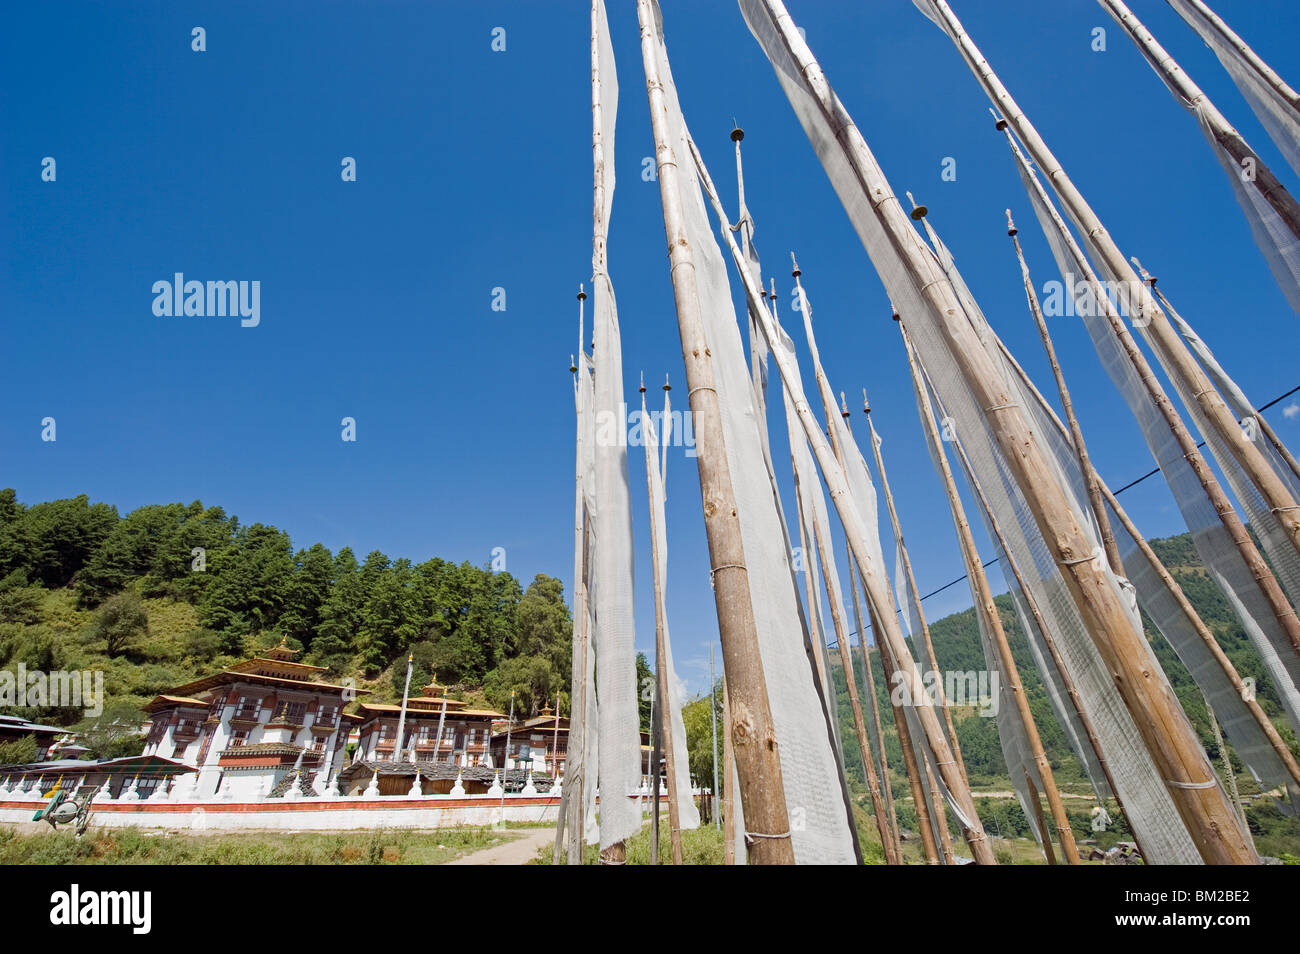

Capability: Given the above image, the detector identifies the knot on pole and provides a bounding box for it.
[744,829,791,846]
[731,700,755,745]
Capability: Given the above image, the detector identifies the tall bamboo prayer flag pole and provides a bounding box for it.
[792,452,837,729]
[854,387,959,867]
[939,389,1150,861]
[722,675,735,864]
[991,265,1300,790]
[709,643,720,832]
[1174,0,1300,112]
[560,288,591,865]
[844,547,903,862]
[861,387,969,787]
[745,0,1251,863]
[689,133,993,864]
[552,693,562,779]
[1099,0,1300,240]
[1024,773,1058,866]
[392,654,413,763]
[641,378,684,865]
[637,0,794,863]
[650,680,660,866]
[867,595,941,864]
[1097,476,1300,788]
[1003,125,1300,661]
[901,322,1080,864]
[1130,256,1300,485]
[808,502,895,862]
[920,0,1300,582]
[1204,694,1248,829]
[1005,212,1122,574]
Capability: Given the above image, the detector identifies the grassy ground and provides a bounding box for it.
[530,816,725,864]
[0,824,512,865]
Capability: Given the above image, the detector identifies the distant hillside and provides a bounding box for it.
[819,531,1297,787]
[680,531,1300,858]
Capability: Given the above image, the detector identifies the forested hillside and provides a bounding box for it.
[0,489,573,759]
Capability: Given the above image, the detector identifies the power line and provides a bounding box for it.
[1112,384,1299,494]
[840,382,1300,643]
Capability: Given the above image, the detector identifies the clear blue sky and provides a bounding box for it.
[4,1,1299,696]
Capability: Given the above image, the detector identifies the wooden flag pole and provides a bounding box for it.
[868,596,941,865]
[809,507,897,863]
[1100,0,1300,238]
[862,391,970,787]
[1006,213,1123,574]
[942,397,1149,862]
[1005,125,1300,662]
[722,676,736,864]
[845,549,903,863]
[1024,772,1058,866]
[1098,482,1300,788]
[925,758,957,865]
[552,693,562,779]
[1006,228,1300,789]
[691,133,993,864]
[760,0,1255,860]
[650,678,660,866]
[1204,693,1248,829]
[926,0,1300,581]
[1176,0,1300,110]
[709,643,720,830]
[991,266,1300,792]
[564,288,591,866]
[1016,142,1300,717]
[902,324,1080,864]
[779,275,892,857]
[641,379,684,865]
[792,461,837,725]
[637,0,794,864]
[858,396,961,862]
[1131,257,1300,486]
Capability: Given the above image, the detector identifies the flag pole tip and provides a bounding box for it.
[730,126,744,142]
[990,108,1009,131]
[1130,255,1156,285]
[569,354,577,374]
[663,373,672,392]
[639,371,646,394]
[1005,208,1018,236]
[576,289,587,301]
[905,190,927,220]
[862,388,870,414]
[790,250,801,277]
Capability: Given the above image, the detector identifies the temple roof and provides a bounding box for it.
[261,639,304,663]
[164,668,367,698]
[0,714,67,736]
[1,754,194,777]
[217,742,321,767]
[144,694,209,712]
[228,656,327,679]
[339,760,555,788]
[355,702,504,720]
[492,716,570,739]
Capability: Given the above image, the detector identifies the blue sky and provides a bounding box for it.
[4,1,1299,697]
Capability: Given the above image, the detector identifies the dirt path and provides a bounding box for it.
[971,790,1096,800]
[445,827,555,865]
